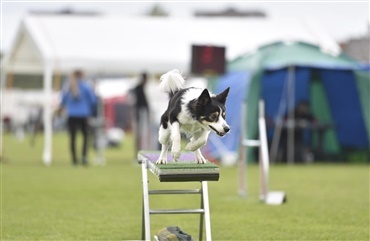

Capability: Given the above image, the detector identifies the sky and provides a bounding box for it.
[1,1,369,53]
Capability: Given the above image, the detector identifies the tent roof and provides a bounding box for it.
[5,15,341,75]
[229,41,360,71]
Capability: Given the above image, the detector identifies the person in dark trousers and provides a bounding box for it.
[282,100,318,163]
[132,72,150,153]
[60,70,97,166]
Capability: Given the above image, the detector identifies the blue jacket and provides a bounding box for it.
[61,80,97,118]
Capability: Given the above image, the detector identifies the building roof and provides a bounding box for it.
[4,14,340,75]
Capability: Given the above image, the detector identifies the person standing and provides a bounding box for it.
[281,100,318,163]
[132,72,150,153]
[60,70,97,166]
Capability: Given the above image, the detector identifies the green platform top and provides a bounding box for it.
[138,151,220,182]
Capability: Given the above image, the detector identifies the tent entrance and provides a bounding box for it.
[263,67,368,163]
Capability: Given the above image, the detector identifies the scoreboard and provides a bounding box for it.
[191,45,226,75]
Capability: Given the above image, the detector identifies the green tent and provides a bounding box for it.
[227,41,369,161]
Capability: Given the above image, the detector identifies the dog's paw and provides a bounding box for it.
[171,143,181,161]
[171,151,180,162]
[155,158,167,165]
[196,155,207,164]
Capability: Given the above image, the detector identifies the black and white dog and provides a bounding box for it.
[156,69,230,164]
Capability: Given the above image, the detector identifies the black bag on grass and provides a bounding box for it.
[155,226,194,241]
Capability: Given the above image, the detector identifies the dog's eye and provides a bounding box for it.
[222,112,226,119]
[210,112,218,121]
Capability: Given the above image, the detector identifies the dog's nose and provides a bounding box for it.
[224,126,230,133]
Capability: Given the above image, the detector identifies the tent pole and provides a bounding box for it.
[287,66,295,165]
[270,70,290,164]
[270,119,283,164]
[42,63,53,165]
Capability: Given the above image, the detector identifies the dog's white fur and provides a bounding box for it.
[159,69,186,93]
[156,69,230,164]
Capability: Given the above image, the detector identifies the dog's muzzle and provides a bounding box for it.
[209,125,230,137]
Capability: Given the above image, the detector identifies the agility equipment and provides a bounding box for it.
[138,151,219,241]
[239,100,286,205]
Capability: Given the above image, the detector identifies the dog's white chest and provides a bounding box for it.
[177,110,204,135]
[180,122,203,135]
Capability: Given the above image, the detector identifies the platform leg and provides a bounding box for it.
[199,182,204,241]
[141,199,145,240]
[141,160,151,240]
[202,181,212,241]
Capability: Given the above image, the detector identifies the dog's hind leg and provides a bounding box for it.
[156,125,170,164]
[170,122,181,162]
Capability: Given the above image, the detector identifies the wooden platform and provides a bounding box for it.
[138,151,220,182]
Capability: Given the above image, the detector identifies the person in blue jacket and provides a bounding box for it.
[60,70,97,166]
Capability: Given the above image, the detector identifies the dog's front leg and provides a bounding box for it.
[186,130,210,164]
[185,130,210,151]
[156,144,169,164]
[170,122,181,161]
[156,125,170,164]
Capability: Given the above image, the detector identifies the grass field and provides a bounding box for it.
[1,132,369,240]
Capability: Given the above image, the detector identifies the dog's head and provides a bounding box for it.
[194,87,231,137]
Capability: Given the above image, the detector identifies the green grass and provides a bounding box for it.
[1,133,369,240]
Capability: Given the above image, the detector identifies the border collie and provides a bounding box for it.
[156,69,230,164]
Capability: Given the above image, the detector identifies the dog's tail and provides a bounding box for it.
[159,69,186,97]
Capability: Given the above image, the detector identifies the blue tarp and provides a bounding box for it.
[206,71,250,158]
[262,67,311,120]
[319,69,368,148]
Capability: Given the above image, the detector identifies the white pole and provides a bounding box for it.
[238,101,247,197]
[42,63,53,165]
[259,100,269,201]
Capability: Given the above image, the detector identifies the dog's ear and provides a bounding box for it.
[198,89,211,106]
[215,87,230,104]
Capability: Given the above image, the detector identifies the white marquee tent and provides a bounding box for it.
[2,14,340,164]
